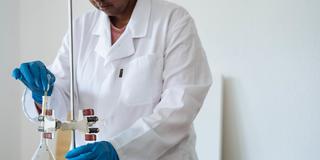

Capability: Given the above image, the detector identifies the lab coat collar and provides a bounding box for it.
[126,0,151,38]
[91,0,151,65]
[92,13,135,65]
[92,12,112,62]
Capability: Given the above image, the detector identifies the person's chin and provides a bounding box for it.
[100,8,116,16]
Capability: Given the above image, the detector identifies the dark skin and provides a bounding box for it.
[89,0,137,28]
[35,0,137,112]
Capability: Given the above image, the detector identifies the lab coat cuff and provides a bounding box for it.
[109,139,126,160]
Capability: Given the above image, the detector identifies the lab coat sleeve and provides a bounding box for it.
[22,33,71,122]
[110,10,213,160]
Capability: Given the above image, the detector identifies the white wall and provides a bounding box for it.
[4,0,320,159]
[171,0,320,160]
[0,0,21,159]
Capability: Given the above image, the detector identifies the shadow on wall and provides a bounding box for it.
[222,77,247,160]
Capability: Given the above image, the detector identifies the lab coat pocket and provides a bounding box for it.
[119,53,163,106]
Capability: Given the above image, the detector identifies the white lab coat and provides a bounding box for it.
[23,0,212,159]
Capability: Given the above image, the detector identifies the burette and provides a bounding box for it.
[68,0,76,149]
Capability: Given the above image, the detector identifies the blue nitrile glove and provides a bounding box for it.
[65,141,119,160]
[11,61,55,104]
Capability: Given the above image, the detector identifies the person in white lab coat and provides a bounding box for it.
[12,0,212,159]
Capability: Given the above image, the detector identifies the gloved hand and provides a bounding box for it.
[12,61,55,104]
[65,141,119,160]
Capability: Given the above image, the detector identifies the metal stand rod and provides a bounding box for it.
[68,0,76,149]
